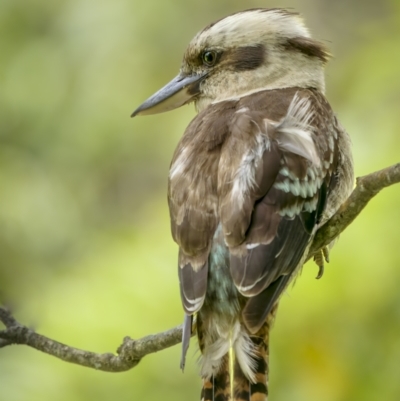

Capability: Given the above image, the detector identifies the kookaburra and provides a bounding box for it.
[132,8,354,401]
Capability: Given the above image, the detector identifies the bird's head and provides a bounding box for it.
[132,8,330,117]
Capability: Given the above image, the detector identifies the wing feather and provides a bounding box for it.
[219,91,338,332]
[169,102,237,315]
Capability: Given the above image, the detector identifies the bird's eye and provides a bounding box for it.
[202,51,217,66]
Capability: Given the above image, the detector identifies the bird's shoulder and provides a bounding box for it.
[172,87,338,159]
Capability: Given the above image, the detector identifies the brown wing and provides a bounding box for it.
[218,90,339,333]
[168,101,237,314]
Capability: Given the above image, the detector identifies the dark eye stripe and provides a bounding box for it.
[229,44,265,71]
[284,37,330,63]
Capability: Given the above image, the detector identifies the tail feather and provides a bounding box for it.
[197,306,278,401]
[233,305,277,401]
[198,313,231,401]
[200,354,231,401]
[233,336,268,401]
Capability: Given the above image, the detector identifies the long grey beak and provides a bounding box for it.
[131,72,207,117]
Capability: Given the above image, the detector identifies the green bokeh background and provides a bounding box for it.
[1,0,400,400]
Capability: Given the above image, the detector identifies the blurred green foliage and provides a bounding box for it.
[1,0,400,400]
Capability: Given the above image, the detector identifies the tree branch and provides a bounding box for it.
[1,162,399,372]
[309,162,400,257]
[0,306,183,372]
